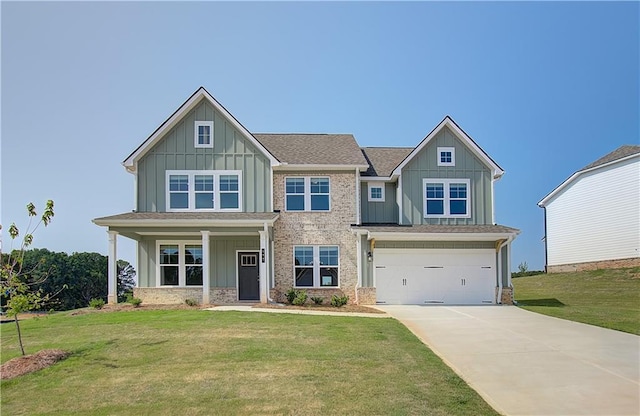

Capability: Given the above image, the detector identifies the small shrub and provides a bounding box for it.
[185,298,198,307]
[127,295,142,308]
[331,294,349,307]
[292,291,308,306]
[284,288,299,304]
[311,296,324,305]
[89,298,105,309]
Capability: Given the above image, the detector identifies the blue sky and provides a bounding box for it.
[2,1,638,271]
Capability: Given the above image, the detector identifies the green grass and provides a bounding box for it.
[513,267,640,335]
[1,310,497,415]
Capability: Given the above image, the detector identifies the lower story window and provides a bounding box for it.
[294,245,339,288]
[158,243,203,286]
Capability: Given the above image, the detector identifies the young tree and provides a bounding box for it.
[1,200,55,355]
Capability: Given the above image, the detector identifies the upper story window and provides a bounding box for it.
[367,183,385,202]
[294,245,339,288]
[423,178,470,218]
[285,177,330,211]
[437,147,455,166]
[158,242,203,286]
[167,170,242,211]
[194,121,214,148]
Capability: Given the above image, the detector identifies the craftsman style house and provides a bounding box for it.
[94,87,519,305]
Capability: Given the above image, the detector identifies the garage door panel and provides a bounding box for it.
[374,249,496,305]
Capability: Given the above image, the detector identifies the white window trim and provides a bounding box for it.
[194,121,214,148]
[284,176,331,212]
[437,147,456,167]
[367,183,385,202]
[423,178,471,218]
[293,245,340,288]
[166,170,242,212]
[156,241,204,287]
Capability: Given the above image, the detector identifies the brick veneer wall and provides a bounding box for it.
[134,287,238,305]
[547,257,640,273]
[272,171,359,304]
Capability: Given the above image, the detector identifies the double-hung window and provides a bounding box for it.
[167,170,242,211]
[285,177,330,211]
[194,121,214,148]
[294,245,339,287]
[423,178,470,218]
[158,242,203,286]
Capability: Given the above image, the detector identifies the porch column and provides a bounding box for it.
[258,227,268,303]
[201,231,210,305]
[107,230,118,304]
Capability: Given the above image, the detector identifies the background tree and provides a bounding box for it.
[1,200,55,355]
[117,260,136,302]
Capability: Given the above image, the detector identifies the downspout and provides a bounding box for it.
[496,235,514,304]
[542,206,548,274]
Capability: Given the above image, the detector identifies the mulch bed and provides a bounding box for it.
[253,303,385,314]
[1,349,70,380]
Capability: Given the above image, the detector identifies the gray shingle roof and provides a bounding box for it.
[353,224,520,234]
[580,145,640,171]
[94,212,279,223]
[254,134,368,166]
[360,147,414,177]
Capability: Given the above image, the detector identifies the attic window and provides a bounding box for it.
[195,121,214,148]
[367,183,385,202]
[437,147,455,167]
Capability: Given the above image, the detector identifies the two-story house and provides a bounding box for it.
[94,87,519,306]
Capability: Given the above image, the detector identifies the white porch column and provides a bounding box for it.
[107,230,118,304]
[258,227,268,303]
[201,231,210,305]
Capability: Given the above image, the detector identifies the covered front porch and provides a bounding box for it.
[92,212,278,305]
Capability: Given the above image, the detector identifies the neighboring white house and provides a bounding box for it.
[538,145,640,272]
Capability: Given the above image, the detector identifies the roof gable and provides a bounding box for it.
[123,87,279,172]
[538,145,640,207]
[254,133,369,169]
[391,116,504,179]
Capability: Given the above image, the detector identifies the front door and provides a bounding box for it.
[238,252,259,301]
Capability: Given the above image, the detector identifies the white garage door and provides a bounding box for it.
[374,249,496,305]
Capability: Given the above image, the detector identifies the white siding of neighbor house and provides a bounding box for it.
[545,157,640,266]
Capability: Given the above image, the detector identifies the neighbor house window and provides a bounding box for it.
[194,121,214,148]
[437,147,455,166]
[367,183,385,202]
[293,245,339,288]
[423,178,470,218]
[158,243,203,286]
[285,177,330,211]
[167,170,241,211]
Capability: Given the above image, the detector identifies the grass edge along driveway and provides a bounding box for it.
[1,310,498,416]
[513,267,640,335]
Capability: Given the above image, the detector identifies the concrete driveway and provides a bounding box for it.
[376,305,639,416]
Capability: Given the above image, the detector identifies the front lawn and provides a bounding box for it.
[1,309,497,415]
[513,267,640,335]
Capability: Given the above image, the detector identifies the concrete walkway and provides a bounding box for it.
[376,305,640,416]
[205,305,389,318]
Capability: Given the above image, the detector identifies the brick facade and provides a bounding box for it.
[272,171,359,304]
[134,287,238,305]
[547,257,640,273]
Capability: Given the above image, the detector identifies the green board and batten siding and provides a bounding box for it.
[137,99,272,213]
[361,182,398,224]
[401,126,493,225]
[138,236,259,288]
